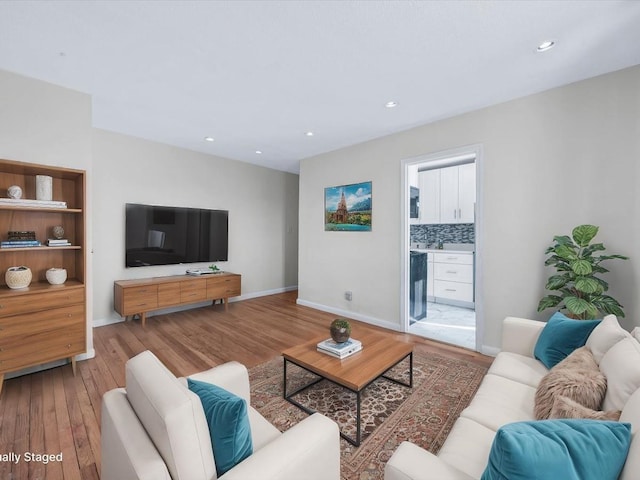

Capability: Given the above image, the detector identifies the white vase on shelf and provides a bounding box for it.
[36,175,53,201]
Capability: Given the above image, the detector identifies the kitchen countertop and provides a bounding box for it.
[410,243,474,254]
[411,248,474,254]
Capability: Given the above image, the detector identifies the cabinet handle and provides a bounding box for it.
[66,344,71,349]
[0,304,3,309]
[68,314,72,318]
[446,270,458,274]
[453,209,457,219]
[445,288,457,292]
[458,208,462,218]
[446,257,458,260]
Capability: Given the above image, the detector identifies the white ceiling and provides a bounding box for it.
[1,1,640,174]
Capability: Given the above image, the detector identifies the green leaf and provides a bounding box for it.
[582,243,606,256]
[592,295,626,318]
[565,296,592,315]
[572,224,599,247]
[582,303,600,320]
[571,259,593,275]
[555,244,578,261]
[596,254,630,261]
[574,277,601,294]
[593,277,609,292]
[537,295,563,312]
[552,235,574,246]
[545,274,569,290]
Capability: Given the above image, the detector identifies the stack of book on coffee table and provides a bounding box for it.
[317,338,362,359]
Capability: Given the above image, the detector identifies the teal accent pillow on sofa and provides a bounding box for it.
[534,312,600,369]
[188,378,253,476]
[481,419,631,480]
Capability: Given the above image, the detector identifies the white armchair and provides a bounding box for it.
[101,351,340,480]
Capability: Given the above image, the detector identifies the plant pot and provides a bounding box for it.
[6,266,32,289]
[330,319,351,343]
[46,267,67,285]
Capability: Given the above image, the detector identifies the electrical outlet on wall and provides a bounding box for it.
[345,291,352,301]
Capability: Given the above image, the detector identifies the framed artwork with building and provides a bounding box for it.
[324,181,372,231]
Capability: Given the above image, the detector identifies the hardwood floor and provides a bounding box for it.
[0,291,493,480]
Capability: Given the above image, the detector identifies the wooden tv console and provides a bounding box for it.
[114,272,241,327]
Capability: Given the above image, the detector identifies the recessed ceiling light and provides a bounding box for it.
[536,40,555,52]
[305,131,314,137]
[255,150,262,154]
[204,136,214,142]
[385,101,398,108]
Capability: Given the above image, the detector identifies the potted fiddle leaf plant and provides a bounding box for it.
[537,224,629,319]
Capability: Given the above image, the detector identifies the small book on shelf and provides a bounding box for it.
[317,338,363,359]
[47,238,71,246]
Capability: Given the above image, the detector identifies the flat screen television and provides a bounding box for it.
[125,203,228,267]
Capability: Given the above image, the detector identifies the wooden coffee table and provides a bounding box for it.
[282,332,413,446]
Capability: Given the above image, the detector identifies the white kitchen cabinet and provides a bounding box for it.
[418,169,440,224]
[439,163,476,224]
[432,251,474,307]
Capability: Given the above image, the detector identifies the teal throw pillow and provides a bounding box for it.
[188,378,253,476]
[534,312,600,369]
[481,419,631,480]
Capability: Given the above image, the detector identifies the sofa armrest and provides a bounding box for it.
[101,388,171,480]
[385,442,474,480]
[220,413,340,480]
[501,316,545,358]
[187,361,251,403]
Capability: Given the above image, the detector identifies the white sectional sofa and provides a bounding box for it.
[385,316,640,480]
[101,351,340,480]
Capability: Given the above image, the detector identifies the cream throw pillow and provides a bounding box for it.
[585,314,630,364]
[599,337,640,411]
[534,346,607,420]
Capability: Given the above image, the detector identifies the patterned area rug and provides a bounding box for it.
[249,345,488,480]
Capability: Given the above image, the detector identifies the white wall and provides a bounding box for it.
[0,69,94,355]
[299,65,640,352]
[92,129,299,324]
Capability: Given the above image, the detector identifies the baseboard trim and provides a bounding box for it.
[295,298,402,332]
[92,285,299,328]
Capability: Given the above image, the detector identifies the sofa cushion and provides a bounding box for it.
[632,327,640,343]
[460,374,536,431]
[600,337,640,411]
[481,419,631,480]
[533,312,600,369]
[188,378,253,477]
[487,352,549,388]
[619,389,640,480]
[438,417,496,479]
[125,351,216,480]
[586,314,630,364]
[534,347,606,420]
[549,395,621,421]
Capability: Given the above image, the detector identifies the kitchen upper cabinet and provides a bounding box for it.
[439,163,476,224]
[418,169,440,224]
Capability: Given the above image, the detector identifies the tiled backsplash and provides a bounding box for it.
[410,223,475,246]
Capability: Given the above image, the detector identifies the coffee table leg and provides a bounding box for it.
[283,357,288,398]
[356,390,362,446]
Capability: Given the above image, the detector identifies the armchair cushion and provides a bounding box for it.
[188,378,253,476]
[533,313,600,369]
[481,419,631,480]
[125,351,216,480]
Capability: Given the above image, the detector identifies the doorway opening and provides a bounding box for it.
[401,145,483,351]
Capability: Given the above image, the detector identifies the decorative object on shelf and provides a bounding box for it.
[209,264,220,272]
[537,224,629,319]
[52,225,65,239]
[46,267,67,285]
[330,318,352,343]
[7,185,22,199]
[5,266,32,289]
[35,175,53,201]
[324,181,372,232]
